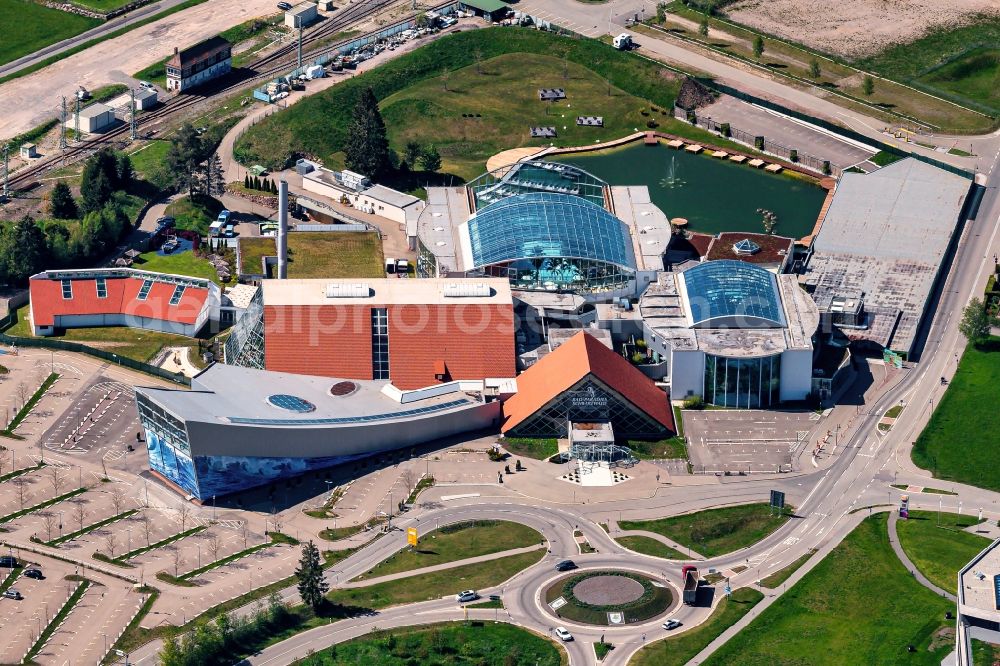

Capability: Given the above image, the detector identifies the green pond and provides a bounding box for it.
[553,142,828,238]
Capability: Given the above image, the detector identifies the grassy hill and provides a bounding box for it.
[234,27,694,181]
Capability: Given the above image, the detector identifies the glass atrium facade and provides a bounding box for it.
[506,378,667,438]
[223,288,265,368]
[464,192,636,293]
[703,353,781,408]
[682,260,785,328]
[467,161,607,210]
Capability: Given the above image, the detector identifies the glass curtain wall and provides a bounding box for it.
[703,353,781,408]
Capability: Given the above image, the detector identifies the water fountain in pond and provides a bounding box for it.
[659,156,685,188]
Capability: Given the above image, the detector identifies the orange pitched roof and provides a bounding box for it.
[501,331,674,433]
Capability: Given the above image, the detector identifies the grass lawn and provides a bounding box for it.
[235,27,717,178]
[630,587,764,666]
[913,338,1000,491]
[353,520,542,581]
[619,503,793,558]
[701,514,953,666]
[134,57,169,89]
[165,194,224,235]
[6,305,195,363]
[858,21,1000,117]
[652,7,996,133]
[132,249,221,284]
[238,232,384,278]
[627,437,687,459]
[972,639,1000,666]
[327,550,544,609]
[616,535,687,560]
[501,437,559,460]
[298,622,564,666]
[895,511,990,593]
[0,0,99,67]
[759,550,815,589]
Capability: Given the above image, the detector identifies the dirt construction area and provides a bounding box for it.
[725,0,1000,59]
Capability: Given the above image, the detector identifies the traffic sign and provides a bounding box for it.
[770,490,785,509]
[407,527,418,547]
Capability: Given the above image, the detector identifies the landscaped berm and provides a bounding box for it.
[233,27,734,183]
[544,570,674,625]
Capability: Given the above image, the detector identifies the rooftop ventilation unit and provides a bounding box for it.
[442,282,491,298]
[325,283,371,298]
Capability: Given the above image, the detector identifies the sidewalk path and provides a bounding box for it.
[610,522,706,560]
[887,511,956,603]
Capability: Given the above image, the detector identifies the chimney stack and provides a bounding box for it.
[277,179,288,279]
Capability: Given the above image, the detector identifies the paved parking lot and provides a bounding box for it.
[698,96,875,169]
[0,557,75,663]
[42,377,139,459]
[683,409,819,473]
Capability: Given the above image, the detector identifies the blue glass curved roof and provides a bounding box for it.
[464,192,636,270]
[682,260,785,328]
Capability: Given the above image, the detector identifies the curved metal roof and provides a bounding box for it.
[463,192,636,270]
[681,260,785,328]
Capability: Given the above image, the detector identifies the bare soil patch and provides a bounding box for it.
[725,0,1000,59]
[573,575,645,606]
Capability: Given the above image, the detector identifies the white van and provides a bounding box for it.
[613,33,633,50]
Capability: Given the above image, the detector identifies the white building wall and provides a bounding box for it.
[669,349,705,399]
[351,193,409,226]
[779,349,813,401]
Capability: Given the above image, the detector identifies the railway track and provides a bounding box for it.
[4,0,451,192]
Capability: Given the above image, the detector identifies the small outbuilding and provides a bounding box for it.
[19,143,37,159]
[134,88,158,110]
[70,103,116,134]
[285,2,319,28]
[459,0,508,21]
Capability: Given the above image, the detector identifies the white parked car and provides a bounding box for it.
[663,618,682,630]
[555,627,573,642]
[456,590,478,603]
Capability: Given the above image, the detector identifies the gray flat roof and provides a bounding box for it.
[812,158,970,262]
[79,103,112,119]
[610,186,671,272]
[137,363,478,426]
[806,158,971,353]
[365,184,421,209]
[260,277,511,306]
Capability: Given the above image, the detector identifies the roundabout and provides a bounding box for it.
[544,570,676,626]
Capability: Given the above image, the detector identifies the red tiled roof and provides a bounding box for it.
[705,232,793,265]
[262,303,516,390]
[29,275,209,328]
[501,331,674,433]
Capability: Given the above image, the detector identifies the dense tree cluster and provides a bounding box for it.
[166,124,224,197]
[0,147,134,285]
[159,593,296,666]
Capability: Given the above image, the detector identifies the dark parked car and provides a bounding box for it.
[277,1,291,8]
[24,569,43,580]
[555,560,577,572]
[0,556,17,568]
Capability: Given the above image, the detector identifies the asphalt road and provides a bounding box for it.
[228,26,1000,666]
[86,3,1000,663]
[0,0,196,79]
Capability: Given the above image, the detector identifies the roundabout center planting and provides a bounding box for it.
[545,571,674,625]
